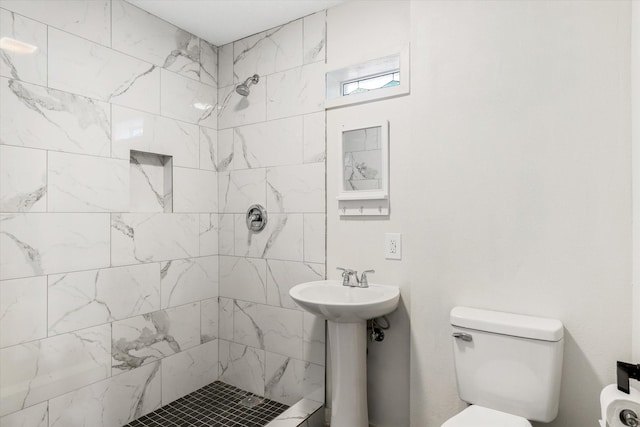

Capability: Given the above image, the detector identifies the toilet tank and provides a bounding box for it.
[450,307,564,423]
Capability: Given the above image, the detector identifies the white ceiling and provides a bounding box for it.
[128,0,345,46]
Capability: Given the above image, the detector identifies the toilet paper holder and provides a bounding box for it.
[618,361,640,394]
[601,383,640,427]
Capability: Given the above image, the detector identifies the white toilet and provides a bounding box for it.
[443,306,565,427]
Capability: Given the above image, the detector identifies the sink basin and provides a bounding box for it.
[289,280,400,323]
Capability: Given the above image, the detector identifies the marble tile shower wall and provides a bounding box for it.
[0,1,220,426]
[215,13,327,407]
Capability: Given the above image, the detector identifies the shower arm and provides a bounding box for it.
[244,74,259,87]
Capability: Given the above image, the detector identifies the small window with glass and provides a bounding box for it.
[325,47,409,109]
[342,71,400,96]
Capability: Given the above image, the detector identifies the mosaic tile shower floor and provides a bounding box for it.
[125,381,289,427]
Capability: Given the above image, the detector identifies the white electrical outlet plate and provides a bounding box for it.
[385,233,402,260]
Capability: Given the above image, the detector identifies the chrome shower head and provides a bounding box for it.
[236,74,259,96]
[235,84,250,97]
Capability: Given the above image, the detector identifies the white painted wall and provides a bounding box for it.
[632,0,640,362]
[326,2,412,426]
[408,1,632,426]
[327,2,632,426]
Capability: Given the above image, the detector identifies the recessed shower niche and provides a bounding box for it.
[129,150,173,213]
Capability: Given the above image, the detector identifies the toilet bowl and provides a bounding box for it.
[442,307,564,426]
[442,405,531,427]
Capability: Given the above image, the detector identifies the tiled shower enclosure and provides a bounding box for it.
[0,0,326,425]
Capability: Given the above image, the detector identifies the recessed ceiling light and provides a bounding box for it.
[0,37,38,54]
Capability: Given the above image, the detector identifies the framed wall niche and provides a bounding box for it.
[129,150,173,213]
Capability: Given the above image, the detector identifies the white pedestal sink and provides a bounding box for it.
[289,280,400,427]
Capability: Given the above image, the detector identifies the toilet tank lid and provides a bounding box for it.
[450,306,564,342]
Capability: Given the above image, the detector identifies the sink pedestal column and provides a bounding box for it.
[289,280,399,427]
[328,320,368,427]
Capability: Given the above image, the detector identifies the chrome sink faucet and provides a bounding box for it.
[336,268,375,288]
[336,267,357,287]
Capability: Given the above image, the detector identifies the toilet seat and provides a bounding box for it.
[441,405,532,427]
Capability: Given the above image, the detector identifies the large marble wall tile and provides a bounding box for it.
[233,117,303,170]
[219,256,267,304]
[302,361,324,403]
[0,0,110,46]
[202,127,234,172]
[303,12,326,65]
[233,20,303,81]
[0,402,48,427]
[161,340,218,405]
[112,0,200,80]
[304,363,324,403]
[218,297,234,341]
[234,213,303,261]
[266,260,325,310]
[48,28,160,114]
[218,213,235,255]
[217,129,235,172]
[49,361,161,427]
[160,256,217,309]
[200,297,218,343]
[303,214,326,264]
[218,43,234,88]
[200,40,217,87]
[112,105,199,168]
[261,214,303,261]
[234,213,267,258]
[218,83,266,130]
[0,9,47,86]
[267,164,325,213]
[0,276,46,348]
[0,213,110,280]
[265,354,324,406]
[234,302,303,359]
[111,213,198,266]
[48,152,128,212]
[303,312,325,366]
[112,303,200,374]
[199,127,216,171]
[303,112,326,164]
[218,340,264,396]
[173,167,217,213]
[199,214,218,256]
[0,145,47,212]
[0,324,111,416]
[200,214,220,256]
[0,77,111,156]
[266,62,325,121]
[218,169,266,213]
[48,263,160,336]
[160,69,216,128]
